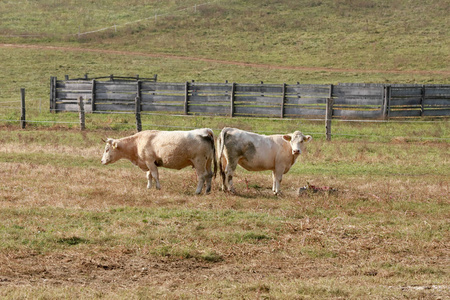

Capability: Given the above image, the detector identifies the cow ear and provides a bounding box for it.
[283,135,292,141]
[112,141,119,149]
[304,135,312,143]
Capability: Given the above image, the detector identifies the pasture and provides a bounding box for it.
[0,122,448,299]
[0,0,449,298]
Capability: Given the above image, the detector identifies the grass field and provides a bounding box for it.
[0,124,449,299]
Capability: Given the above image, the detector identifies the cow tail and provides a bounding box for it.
[205,129,217,179]
[211,132,217,179]
[217,128,227,186]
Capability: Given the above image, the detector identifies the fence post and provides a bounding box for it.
[20,88,26,129]
[77,96,85,131]
[184,81,189,115]
[281,83,286,118]
[50,76,56,113]
[420,85,425,116]
[230,82,236,117]
[135,96,142,132]
[91,79,96,113]
[325,98,333,141]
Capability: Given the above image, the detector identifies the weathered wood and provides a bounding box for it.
[234,96,284,105]
[52,79,450,119]
[77,96,85,131]
[50,77,57,113]
[388,110,422,117]
[95,93,137,101]
[56,92,93,100]
[141,82,185,91]
[184,81,189,115]
[333,86,384,97]
[284,97,327,105]
[141,94,185,103]
[189,95,231,103]
[135,96,142,132]
[283,107,325,117]
[96,83,139,92]
[91,80,96,113]
[188,105,229,115]
[141,104,184,113]
[333,110,383,118]
[423,109,450,116]
[325,98,333,141]
[333,98,383,106]
[20,88,26,129]
[281,83,286,118]
[235,84,283,94]
[233,106,282,117]
[56,82,92,90]
[230,82,236,117]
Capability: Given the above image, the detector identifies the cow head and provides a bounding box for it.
[283,131,312,156]
[101,138,120,165]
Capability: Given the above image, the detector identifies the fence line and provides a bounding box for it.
[50,77,450,120]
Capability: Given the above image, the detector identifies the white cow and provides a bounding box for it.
[216,127,312,195]
[101,129,217,194]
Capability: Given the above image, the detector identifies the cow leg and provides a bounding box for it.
[146,171,152,189]
[193,163,211,195]
[272,170,283,195]
[224,161,238,193]
[147,164,160,190]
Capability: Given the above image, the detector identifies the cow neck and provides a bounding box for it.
[119,135,139,164]
[284,140,298,165]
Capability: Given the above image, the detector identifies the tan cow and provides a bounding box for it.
[216,127,312,195]
[101,129,217,194]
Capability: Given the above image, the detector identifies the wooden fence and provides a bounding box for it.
[50,76,450,119]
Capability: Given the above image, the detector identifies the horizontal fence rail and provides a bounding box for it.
[50,77,450,119]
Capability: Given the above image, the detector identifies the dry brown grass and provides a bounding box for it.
[0,127,448,299]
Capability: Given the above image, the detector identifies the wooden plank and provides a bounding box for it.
[333,98,382,106]
[95,103,135,112]
[141,94,184,103]
[57,83,93,91]
[95,93,137,101]
[141,104,184,113]
[56,103,93,113]
[235,84,283,94]
[188,105,229,114]
[141,82,185,91]
[333,86,384,97]
[234,96,283,105]
[189,83,232,92]
[423,87,450,96]
[189,95,230,103]
[234,106,281,116]
[284,97,327,105]
[56,92,92,100]
[333,110,383,118]
[423,99,450,106]
[423,109,450,116]
[390,88,423,97]
[141,90,185,96]
[284,107,325,116]
[285,85,330,95]
[388,110,422,117]
[390,98,422,106]
[96,83,138,93]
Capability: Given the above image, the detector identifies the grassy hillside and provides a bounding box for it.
[1,0,449,74]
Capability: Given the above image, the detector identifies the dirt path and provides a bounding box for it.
[2,43,449,76]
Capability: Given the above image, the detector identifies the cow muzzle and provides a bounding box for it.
[292,149,301,155]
